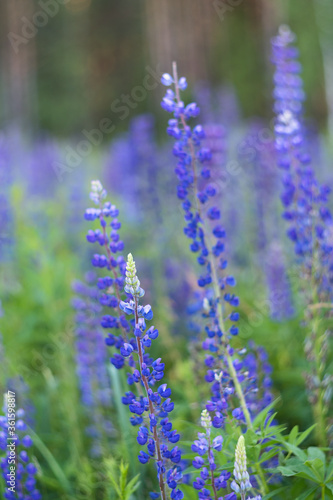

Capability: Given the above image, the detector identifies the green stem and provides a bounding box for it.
[255,461,268,496]
[310,240,328,447]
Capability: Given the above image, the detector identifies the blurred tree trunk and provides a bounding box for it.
[0,0,38,134]
[144,0,218,79]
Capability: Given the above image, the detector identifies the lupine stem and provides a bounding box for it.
[207,435,219,500]
[134,297,167,500]
[310,245,327,447]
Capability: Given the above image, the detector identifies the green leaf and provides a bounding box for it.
[288,425,299,445]
[262,486,290,499]
[295,485,318,500]
[245,429,258,446]
[277,466,298,477]
[304,457,325,482]
[283,443,307,461]
[253,399,280,428]
[295,425,316,446]
[326,460,333,481]
[307,447,326,467]
[326,483,333,493]
[27,427,73,494]
[258,447,283,465]
[124,474,141,498]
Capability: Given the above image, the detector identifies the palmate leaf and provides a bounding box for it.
[307,447,326,466]
[277,462,320,483]
[304,458,325,483]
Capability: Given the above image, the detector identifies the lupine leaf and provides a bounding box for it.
[307,447,326,467]
[294,485,318,500]
[262,485,290,499]
[295,425,316,446]
[326,460,333,481]
[288,425,299,444]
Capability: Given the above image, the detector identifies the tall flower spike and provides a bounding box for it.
[125,253,145,297]
[231,436,253,500]
[272,25,333,447]
[191,409,230,499]
[84,192,183,500]
[161,64,270,496]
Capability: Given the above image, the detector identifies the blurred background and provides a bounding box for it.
[1,1,333,499]
[1,0,333,136]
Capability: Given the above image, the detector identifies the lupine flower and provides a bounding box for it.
[272,25,333,290]
[118,254,183,500]
[160,65,257,431]
[85,184,183,499]
[104,114,161,222]
[272,25,333,445]
[84,180,131,367]
[72,273,113,457]
[0,401,41,500]
[0,134,14,262]
[191,409,230,499]
[230,436,256,500]
[264,242,294,321]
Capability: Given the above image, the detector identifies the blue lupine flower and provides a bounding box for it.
[160,64,269,434]
[190,410,230,496]
[72,274,113,457]
[272,26,333,295]
[84,205,184,500]
[271,25,333,443]
[0,406,42,500]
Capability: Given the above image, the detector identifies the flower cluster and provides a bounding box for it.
[192,409,231,499]
[160,65,255,431]
[84,180,132,370]
[119,254,183,500]
[85,183,183,499]
[231,436,260,500]
[0,404,41,500]
[0,135,14,262]
[272,25,333,288]
[72,273,113,457]
[272,25,333,446]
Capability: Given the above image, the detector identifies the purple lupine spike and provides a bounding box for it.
[191,409,231,498]
[84,183,183,500]
[264,242,294,321]
[272,25,333,283]
[0,404,42,500]
[160,65,258,432]
[272,25,333,446]
[27,137,60,198]
[72,273,113,457]
[119,253,183,500]
[0,134,14,262]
